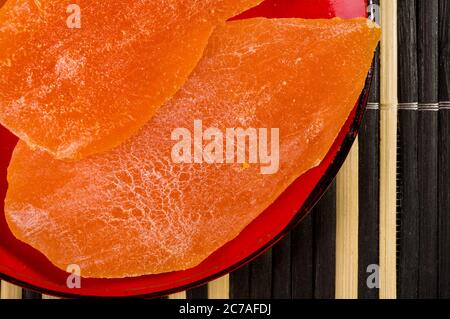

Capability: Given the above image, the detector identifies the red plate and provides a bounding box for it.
[0,0,373,298]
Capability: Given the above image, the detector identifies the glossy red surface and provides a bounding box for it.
[0,0,370,297]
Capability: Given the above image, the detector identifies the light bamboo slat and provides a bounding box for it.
[0,281,22,299]
[42,294,60,299]
[335,142,359,299]
[168,291,187,299]
[208,275,229,299]
[379,0,398,299]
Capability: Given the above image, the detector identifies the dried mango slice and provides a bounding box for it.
[0,0,261,160]
[5,18,380,278]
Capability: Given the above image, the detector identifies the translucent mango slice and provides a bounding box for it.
[5,18,380,278]
[0,0,261,159]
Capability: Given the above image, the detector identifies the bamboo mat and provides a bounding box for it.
[1,0,449,299]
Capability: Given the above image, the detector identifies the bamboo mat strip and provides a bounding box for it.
[417,0,439,298]
[397,0,419,298]
[22,289,41,299]
[42,295,61,300]
[335,143,359,299]
[358,1,380,298]
[230,264,250,299]
[291,214,314,298]
[379,0,398,299]
[0,282,22,299]
[208,275,229,299]
[312,183,336,299]
[249,250,272,299]
[398,0,419,298]
[168,291,187,299]
[272,233,292,298]
[438,0,450,299]
[438,106,450,298]
[358,47,380,299]
[187,285,208,299]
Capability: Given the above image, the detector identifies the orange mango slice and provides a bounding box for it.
[0,0,261,160]
[5,18,380,278]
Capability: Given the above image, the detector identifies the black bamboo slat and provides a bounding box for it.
[22,290,41,299]
[291,214,314,299]
[397,0,420,299]
[438,0,450,299]
[417,0,439,299]
[187,285,208,299]
[249,249,272,299]
[230,264,250,299]
[358,43,380,299]
[272,233,292,299]
[357,1,380,299]
[313,182,336,299]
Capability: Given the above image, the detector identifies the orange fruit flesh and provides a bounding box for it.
[0,0,261,160]
[5,18,380,278]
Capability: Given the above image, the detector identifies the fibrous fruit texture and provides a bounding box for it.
[0,0,261,159]
[5,18,380,278]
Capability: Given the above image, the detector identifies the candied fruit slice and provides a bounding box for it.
[0,0,262,159]
[5,18,380,278]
